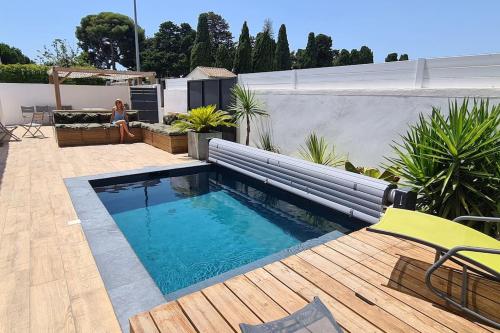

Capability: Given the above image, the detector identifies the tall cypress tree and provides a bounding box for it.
[252,20,275,72]
[214,44,232,70]
[274,24,291,70]
[233,21,252,73]
[190,13,211,70]
[302,32,317,68]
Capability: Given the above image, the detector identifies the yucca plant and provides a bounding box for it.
[345,161,400,182]
[172,105,236,133]
[255,121,280,153]
[228,84,268,145]
[299,132,345,166]
[387,98,500,236]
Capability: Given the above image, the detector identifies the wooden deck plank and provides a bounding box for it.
[224,275,288,322]
[129,312,159,333]
[282,255,418,333]
[339,235,500,322]
[149,301,197,333]
[178,291,234,333]
[297,249,455,333]
[355,230,500,302]
[202,282,261,331]
[313,243,494,333]
[244,267,308,314]
[264,261,382,333]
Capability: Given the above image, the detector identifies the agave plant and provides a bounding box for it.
[387,98,500,236]
[299,132,345,166]
[228,84,268,145]
[172,105,236,133]
[345,161,400,182]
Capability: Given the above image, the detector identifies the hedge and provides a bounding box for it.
[0,64,105,85]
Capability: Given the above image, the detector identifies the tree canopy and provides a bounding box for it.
[190,13,212,70]
[141,21,195,77]
[274,24,291,70]
[385,52,399,62]
[252,20,275,72]
[206,12,234,50]
[233,21,252,73]
[302,32,318,68]
[0,43,31,64]
[215,44,233,70]
[315,34,333,67]
[76,12,145,70]
[399,53,409,61]
[37,39,89,67]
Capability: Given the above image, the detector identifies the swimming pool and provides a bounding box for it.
[94,165,367,296]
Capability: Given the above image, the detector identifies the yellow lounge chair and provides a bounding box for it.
[368,208,500,328]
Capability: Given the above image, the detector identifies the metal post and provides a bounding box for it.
[133,0,140,71]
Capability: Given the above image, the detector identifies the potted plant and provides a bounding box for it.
[173,105,236,160]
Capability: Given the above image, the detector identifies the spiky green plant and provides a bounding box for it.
[387,98,500,236]
[255,121,280,153]
[228,84,267,145]
[299,132,345,166]
[345,161,400,183]
[172,105,236,133]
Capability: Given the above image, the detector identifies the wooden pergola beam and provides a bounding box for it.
[52,67,62,110]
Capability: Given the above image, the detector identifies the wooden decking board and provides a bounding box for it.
[177,291,234,333]
[312,244,492,333]
[129,312,160,333]
[282,255,418,333]
[202,283,261,331]
[224,275,288,323]
[358,230,500,301]
[149,302,197,333]
[264,261,381,333]
[340,233,500,313]
[334,235,500,325]
[244,268,309,314]
[297,249,455,333]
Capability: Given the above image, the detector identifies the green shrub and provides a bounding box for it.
[344,161,399,182]
[173,105,236,133]
[299,132,345,166]
[0,64,105,85]
[387,98,500,236]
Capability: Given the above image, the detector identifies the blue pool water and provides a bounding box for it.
[94,166,366,295]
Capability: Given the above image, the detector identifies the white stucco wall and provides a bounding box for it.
[237,88,500,167]
[0,83,130,125]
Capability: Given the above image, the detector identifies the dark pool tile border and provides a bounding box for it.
[65,160,349,332]
[64,161,207,332]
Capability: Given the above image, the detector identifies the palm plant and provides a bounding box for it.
[387,98,500,236]
[228,84,267,145]
[172,105,236,133]
[299,132,345,166]
[345,161,400,182]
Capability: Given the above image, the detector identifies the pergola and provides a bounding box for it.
[47,66,156,109]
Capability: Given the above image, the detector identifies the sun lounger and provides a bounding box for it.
[0,122,20,142]
[240,297,343,333]
[368,208,500,327]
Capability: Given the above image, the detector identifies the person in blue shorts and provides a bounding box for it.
[111,99,135,143]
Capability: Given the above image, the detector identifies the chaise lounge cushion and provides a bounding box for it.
[55,123,105,129]
[140,123,185,136]
[54,111,139,124]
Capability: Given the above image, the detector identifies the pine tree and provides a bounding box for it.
[274,24,291,70]
[215,45,232,70]
[302,32,317,68]
[233,21,252,73]
[399,54,409,61]
[315,34,333,67]
[190,13,211,70]
[252,20,275,72]
[358,46,374,64]
[333,49,351,66]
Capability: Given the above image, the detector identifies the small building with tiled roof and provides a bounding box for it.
[186,66,236,80]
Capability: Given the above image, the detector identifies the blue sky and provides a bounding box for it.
[2,0,500,63]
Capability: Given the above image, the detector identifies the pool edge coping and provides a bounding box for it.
[64,161,351,332]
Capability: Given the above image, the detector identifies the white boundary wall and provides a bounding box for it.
[0,83,130,125]
[161,53,500,166]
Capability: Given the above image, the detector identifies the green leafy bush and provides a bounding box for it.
[387,99,500,236]
[299,132,345,166]
[0,64,105,85]
[344,161,399,182]
[172,105,236,133]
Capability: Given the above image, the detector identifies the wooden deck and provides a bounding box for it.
[0,127,191,332]
[131,229,500,333]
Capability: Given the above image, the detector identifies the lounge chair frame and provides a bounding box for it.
[22,111,46,138]
[0,122,21,142]
[369,215,500,328]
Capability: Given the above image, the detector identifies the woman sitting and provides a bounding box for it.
[111,99,135,143]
